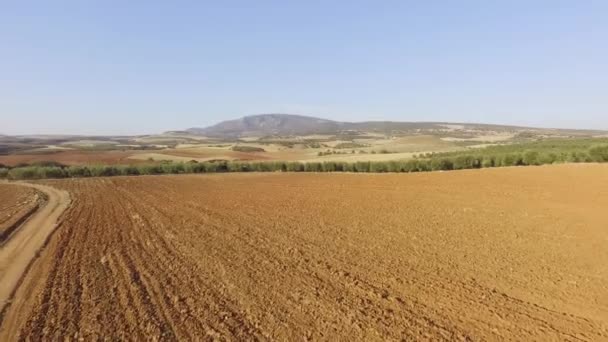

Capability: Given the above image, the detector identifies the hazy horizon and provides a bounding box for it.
[4,113,607,137]
[2,1,607,135]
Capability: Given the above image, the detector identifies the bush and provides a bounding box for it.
[161,162,185,174]
[66,166,91,177]
[118,165,141,176]
[482,157,495,168]
[287,162,304,172]
[387,161,401,172]
[589,145,608,162]
[89,165,120,177]
[138,164,163,175]
[501,154,518,166]
[7,166,66,180]
[304,162,323,172]
[453,155,481,170]
[539,153,557,165]
[8,167,38,180]
[431,158,454,171]
[369,162,389,172]
[322,162,337,172]
[403,160,420,172]
[0,168,8,178]
[523,151,541,166]
[353,161,370,173]
[231,146,265,152]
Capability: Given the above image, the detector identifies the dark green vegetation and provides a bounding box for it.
[231,145,266,152]
[424,138,608,169]
[333,142,369,149]
[2,139,608,180]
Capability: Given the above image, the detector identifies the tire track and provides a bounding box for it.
[0,182,71,323]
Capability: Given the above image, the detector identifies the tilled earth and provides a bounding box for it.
[1,164,607,340]
[0,183,40,241]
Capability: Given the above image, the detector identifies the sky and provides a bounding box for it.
[1,1,607,135]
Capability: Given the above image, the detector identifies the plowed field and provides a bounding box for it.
[0,183,41,241]
[1,164,607,340]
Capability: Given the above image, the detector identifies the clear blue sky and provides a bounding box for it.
[2,1,607,135]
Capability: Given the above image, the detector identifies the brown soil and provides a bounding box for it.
[1,164,607,340]
[157,148,274,161]
[0,150,147,166]
[0,183,70,317]
[0,184,41,241]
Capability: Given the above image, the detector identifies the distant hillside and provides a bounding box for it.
[183,114,604,138]
[184,114,469,137]
[185,114,343,137]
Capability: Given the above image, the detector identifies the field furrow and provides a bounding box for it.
[1,164,607,340]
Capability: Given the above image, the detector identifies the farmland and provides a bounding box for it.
[1,164,607,340]
[4,114,605,169]
[0,183,42,241]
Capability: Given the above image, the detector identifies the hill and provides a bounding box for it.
[183,114,604,138]
[185,114,342,137]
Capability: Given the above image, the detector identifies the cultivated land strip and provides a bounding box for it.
[1,165,607,340]
[0,183,42,242]
[0,182,70,320]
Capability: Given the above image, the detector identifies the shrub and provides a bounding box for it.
[482,157,495,168]
[403,160,420,172]
[7,166,66,180]
[231,146,265,152]
[161,162,185,174]
[387,161,401,172]
[431,158,453,171]
[417,160,432,171]
[340,162,353,172]
[322,162,337,172]
[66,165,91,177]
[501,154,517,166]
[369,162,389,172]
[353,161,370,173]
[333,142,367,149]
[8,167,37,180]
[40,167,67,179]
[0,168,8,178]
[118,165,141,176]
[137,164,163,175]
[539,153,557,165]
[523,151,540,166]
[304,162,323,172]
[453,155,480,170]
[589,144,608,162]
[286,162,305,172]
[89,165,120,177]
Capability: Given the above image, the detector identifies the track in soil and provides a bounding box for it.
[1,164,607,340]
[0,183,42,242]
[0,182,70,318]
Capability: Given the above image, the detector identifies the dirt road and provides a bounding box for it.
[0,182,70,318]
[1,165,607,340]
[0,183,42,242]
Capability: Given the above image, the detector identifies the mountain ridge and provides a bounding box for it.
[181,114,605,138]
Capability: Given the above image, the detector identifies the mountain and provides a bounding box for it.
[184,114,458,137]
[183,114,606,138]
[185,114,343,137]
